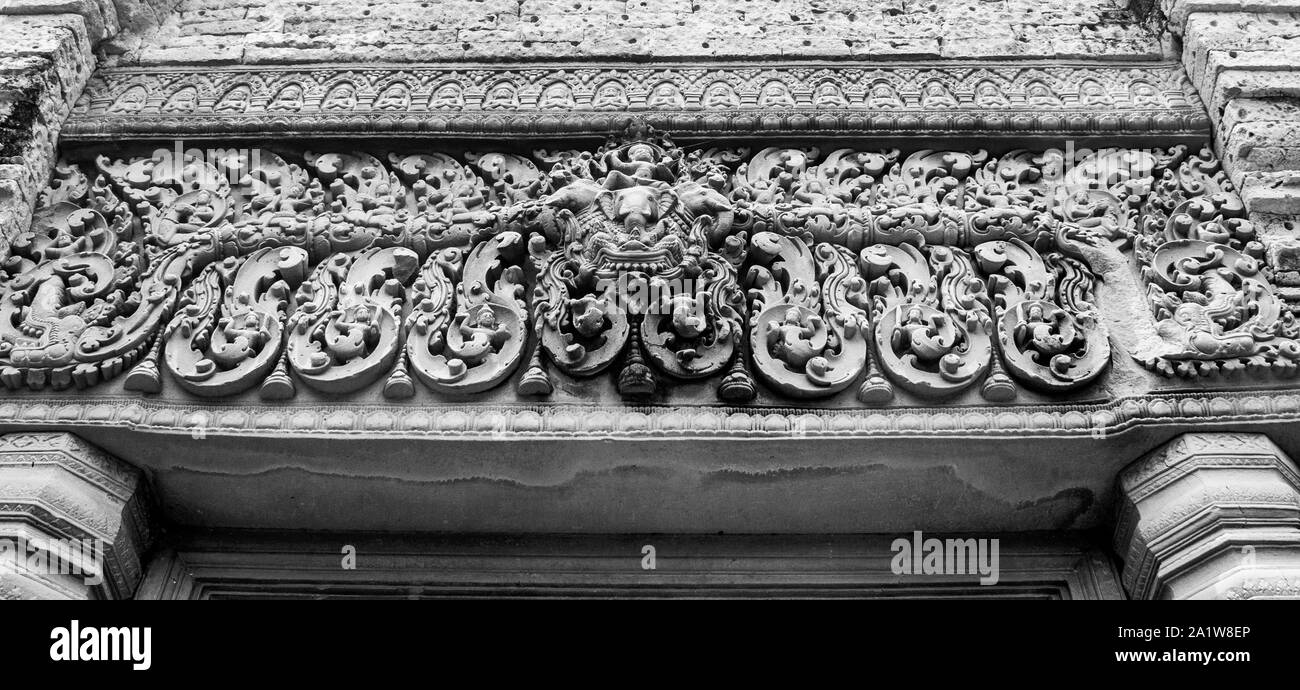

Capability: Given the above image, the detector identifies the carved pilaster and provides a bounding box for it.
[0,432,155,599]
[1113,432,1300,599]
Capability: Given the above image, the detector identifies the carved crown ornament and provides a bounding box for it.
[2,124,1295,414]
[61,61,1209,140]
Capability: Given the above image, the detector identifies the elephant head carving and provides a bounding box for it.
[595,172,678,238]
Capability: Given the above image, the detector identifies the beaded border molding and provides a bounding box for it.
[62,61,1211,140]
[0,390,1296,439]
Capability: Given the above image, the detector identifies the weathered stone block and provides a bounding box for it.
[1207,67,1300,124]
[1240,169,1300,213]
[1162,0,1300,35]
[941,34,1029,58]
[177,8,248,23]
[850,36,943,57]
[1223,117,1300,172]
[1183,12,1300,90]
[137,44,244,64]
[177,17,282,36]
[1266,236,1300,285]
[1222,96,1300,131]
[0,0,114,41]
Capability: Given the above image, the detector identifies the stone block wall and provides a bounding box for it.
[0,13,93,259]
[1148,0,1300,214]
[102,0,1166,66]
[0,0,170,258]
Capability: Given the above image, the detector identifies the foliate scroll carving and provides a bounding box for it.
[2,154,219,392]
[9,132,1286,404]
[744,233,868,398]
[871,244,993,399]
[1,199,128,384]
[404,232,528,393]
[977,239,1109,392]
[730,143,1107,401]
[286,246,419,394]
[162,247,308,397]
[1128,147,1300,378]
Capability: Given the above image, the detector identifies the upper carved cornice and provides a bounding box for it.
[62,60,1210,140]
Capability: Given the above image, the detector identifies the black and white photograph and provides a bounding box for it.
[0,0,1291,676]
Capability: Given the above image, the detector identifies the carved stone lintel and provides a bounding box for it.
[1113,432,1300,600]
[8,133,1293,405]
[0,432,155,600]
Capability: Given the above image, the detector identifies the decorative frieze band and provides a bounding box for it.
[0,390,1299,440]
[62,61,1211,140]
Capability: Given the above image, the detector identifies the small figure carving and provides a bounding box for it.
[866,81,903,109]
[322,83,358,111]
[1129,80,1163,107]
[767,307,822,370]
[920,80,958,108]
[1025,80,1063,107]
[162,87,199,113]
[215,85,252,113]
[374,83,411,110]
[812,81,847,107]
[268,83,305,112]
[539,82,575,110]
[1079,79,1112,106]
[109,86,148,113]
[592,80,629,110]
[430,82,465,109]
[974,80,1009,108]
[647,82,685,108]
[703,81,740,108]
[483,82,518,109]
[758,80,796,108]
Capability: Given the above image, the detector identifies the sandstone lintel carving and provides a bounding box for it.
[2,126,1293,406]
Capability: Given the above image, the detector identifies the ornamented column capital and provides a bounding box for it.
[1114,432,1300,599]
[0,432,155,599]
